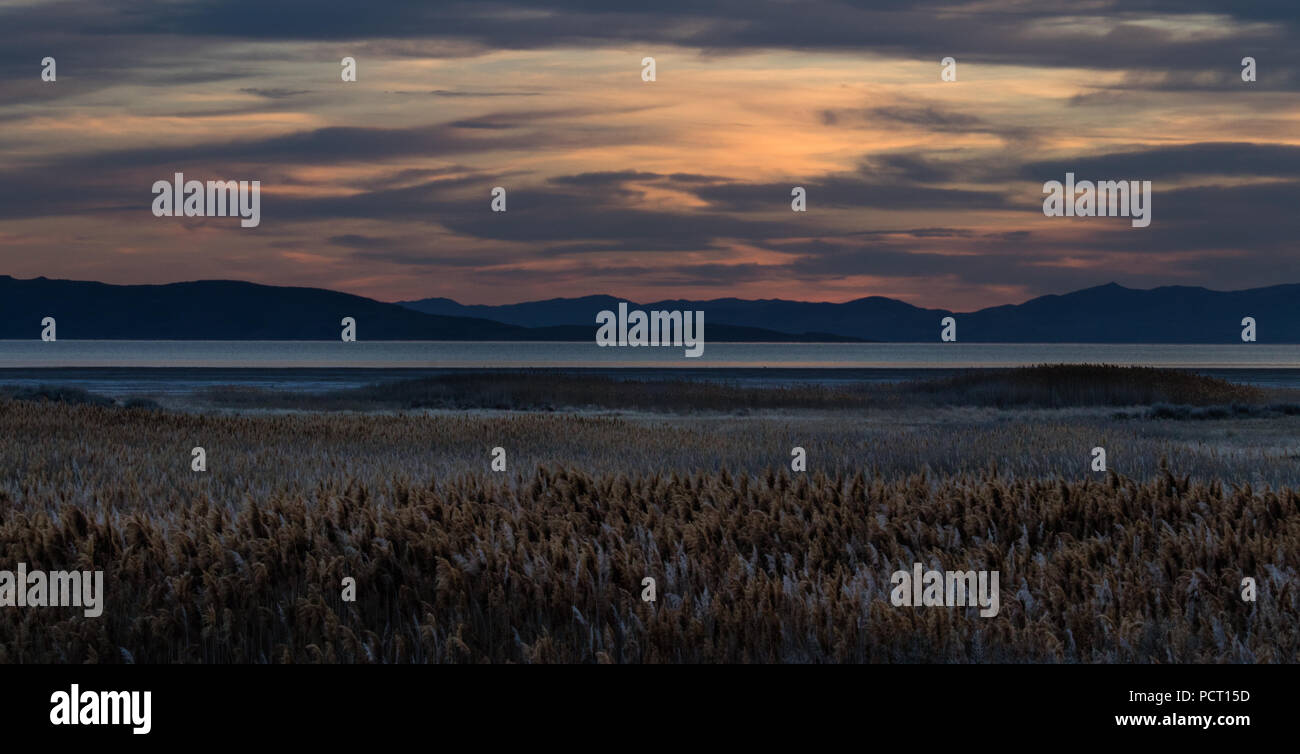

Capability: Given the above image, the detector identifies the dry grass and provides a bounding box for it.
[1,398,1297,663]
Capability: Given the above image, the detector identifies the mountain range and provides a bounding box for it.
[0,276,850,341]
[1,275,1296,342]
[400,284,1300,343]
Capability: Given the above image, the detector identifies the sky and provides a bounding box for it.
[0,0,1296,309]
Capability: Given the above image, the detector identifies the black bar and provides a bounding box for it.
[0,663,1282,744]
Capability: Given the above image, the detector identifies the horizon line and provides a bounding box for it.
[5,274,1296,315]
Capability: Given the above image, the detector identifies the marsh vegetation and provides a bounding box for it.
[1,366,1296,663]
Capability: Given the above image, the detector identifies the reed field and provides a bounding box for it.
[1,366,1297,663]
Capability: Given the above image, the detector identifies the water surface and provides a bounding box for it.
[3,340,1297,369]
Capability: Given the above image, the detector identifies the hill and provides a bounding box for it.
[400,282,1300,342]
[0,276,854,341]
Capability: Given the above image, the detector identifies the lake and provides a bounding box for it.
[3,341,1300,396]
[3,340,1299,369]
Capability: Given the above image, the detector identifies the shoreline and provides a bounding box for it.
[5,364,1300,399]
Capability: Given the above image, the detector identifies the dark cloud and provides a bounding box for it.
[465,261,777,288]
[447,117,522,130]
[328,234,399,249]
[846,228,976,239]
[548,171,665,186]
[354,166,482,191]
[823,104,1030,142]
[2,1,1295,90]
[665,173,729,184]
[1023,143,1300,181]
[429,89,543,97]
[861,153,1001,185]
[691,176,1013,212]
[240,87,312,99]
[0,110,633,204]
[1036,181,1300,257]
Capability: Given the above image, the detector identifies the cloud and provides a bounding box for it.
[240,87,312,99]
[4,1,1295,89]
[1,1,1296,307]
[1023,143,1300,181]
[690,176,1013,212]
[822,103,1031,142]
[429,89,543,97]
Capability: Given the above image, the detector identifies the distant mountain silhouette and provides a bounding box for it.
[400,282,1300,342]
[2,276,1294,342]
[0,276,853,341]
[403,295,628,328]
